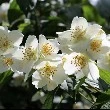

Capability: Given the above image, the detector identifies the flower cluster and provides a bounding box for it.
[0,17,110,91]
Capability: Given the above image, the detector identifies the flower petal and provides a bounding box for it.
[8,30,24,47]
[25,35,38,49]
[88,62,99,80]
[53,64,67,84]
[71,16,88,30]
[47,80,57,91]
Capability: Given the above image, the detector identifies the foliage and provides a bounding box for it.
[0,0,110,109]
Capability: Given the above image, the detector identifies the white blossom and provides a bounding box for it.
[12,35,38,81]
[86,30,110,60]
[63,52,99,80]
[57,17,102,53]
[38,34,59,60]
[0,26,23,55]
[32,61,67,91]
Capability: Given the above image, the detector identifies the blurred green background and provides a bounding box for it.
[0,0,110,109]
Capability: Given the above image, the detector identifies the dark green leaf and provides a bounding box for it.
[0,70,13,88]
[75,77,86,92]
[42,91,54,109]
[16,0,37,16]
[96,90,110,103]
[8,0,24,24]
[99,68,110,84]
[91,89,110,109]
[99,78,110,91]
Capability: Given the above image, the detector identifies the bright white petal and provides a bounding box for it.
[0,58,9,73]
[71,17,88,30]
[86,24,102,38]
[8,30,24,47]
[60,80,68,90]
[63,60,77,75]
[75,70,85,80]
[57,30,72,44]
[70,39,89,53]
[3,46,18,55]
[13,71,24,78]
[82,64,89,77]
[23,61,35,81]
[12,47,24,60]
[47,80,57,91]
[48,38,59,53]
[32,81,39,89]
[35,61,46,70]
[38,78,47,88]
[53,64,67,84]
[59,44,72,54]
[39,34,47,46]
[25,35,38,49]
[32,70,41,80]
[88,62,99,80]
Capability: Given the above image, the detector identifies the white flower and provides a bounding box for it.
[38,34,59,60]
[97,51,110,72]
[32,61,67,91]
[63,52,99,80]
[0,26,23,55]
[57,17,102,53]
[86,30,110,60]
[0,56,13,73]
[0,54,19,73]
[12,35,38,81]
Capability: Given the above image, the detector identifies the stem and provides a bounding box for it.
[79,91,94,104]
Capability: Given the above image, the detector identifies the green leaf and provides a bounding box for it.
[18,22,32,34]
[99,68,110,84]
[75,77,86,92]
[8,0,24,24]
[42,91,54,109]
[16,0,37,16]
[0,70,13,88]
[91,89,110,109]
[99,78,110,91]
[82,5,106,25]
[97,90,110,103]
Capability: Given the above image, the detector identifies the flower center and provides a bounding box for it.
[23,46,37,60]
[41,43,54,55]
[71,26,86,42]
[71,54,87,70]
[0,37,12,52]
[90,39,102,52]
[39,62,57,79]
[3,58,13,66]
